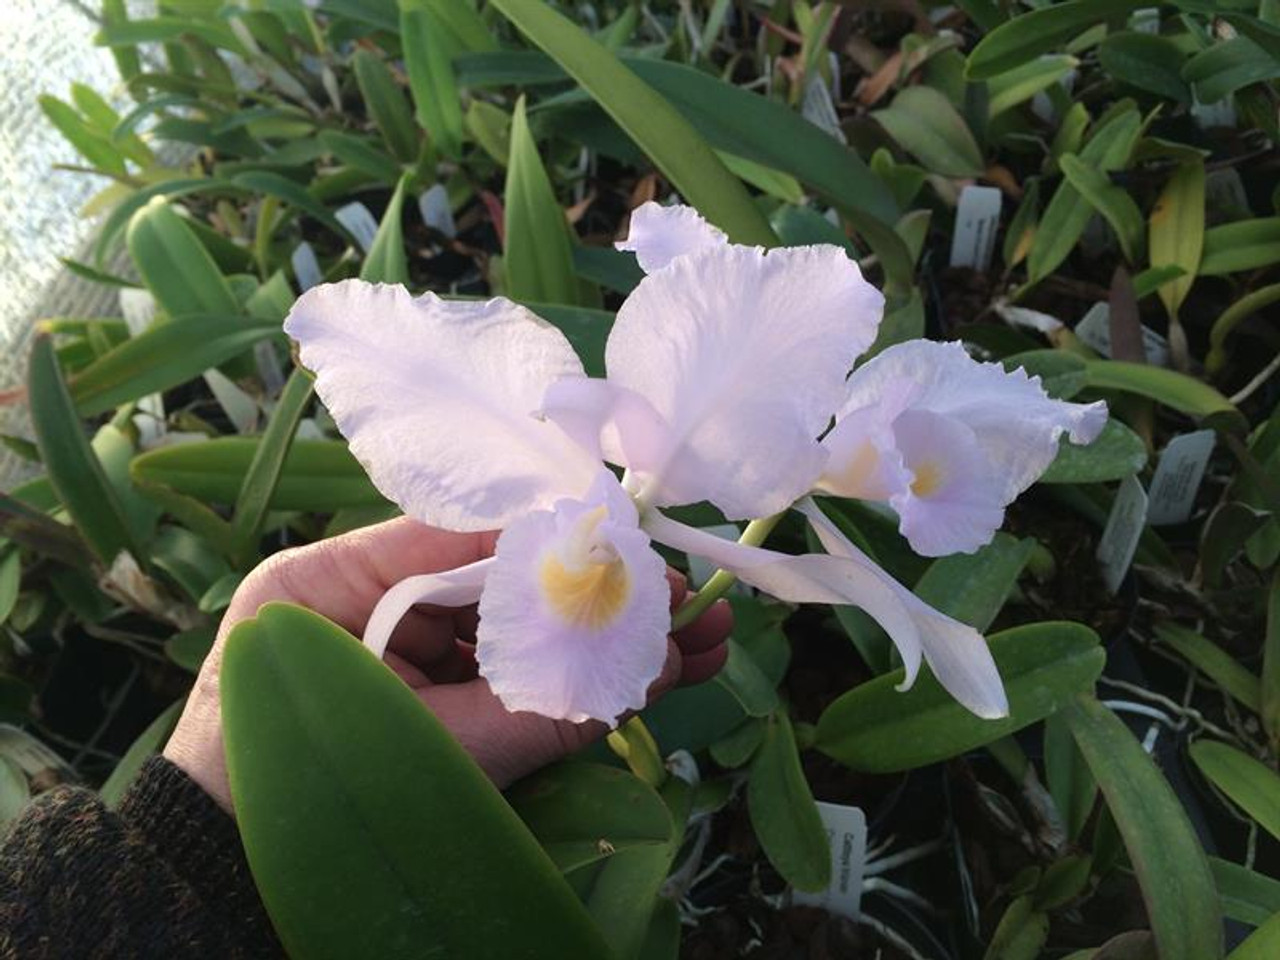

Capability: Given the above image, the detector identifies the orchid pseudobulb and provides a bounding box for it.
[283,202,1105,726]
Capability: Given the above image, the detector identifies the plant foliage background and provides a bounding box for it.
[3,1,1280,958]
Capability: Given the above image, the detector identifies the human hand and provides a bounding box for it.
[164,517,732,812]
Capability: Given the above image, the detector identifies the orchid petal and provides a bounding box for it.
[615,201,727,273]
[476,474,670,725]
[800,499,1008,719]
[840,340,1106,505]
[363,558,494,659]
[816,379,918,501]
[888,410,1007,556]
[285,281,599,531]
[643,511,923,690]
[539,376,669,471]
[607,242,884,518]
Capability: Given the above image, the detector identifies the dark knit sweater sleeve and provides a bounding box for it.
[0,756,283,959]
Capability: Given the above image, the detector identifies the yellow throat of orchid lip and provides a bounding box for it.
[910,460,944,498]
[540,506,631,629]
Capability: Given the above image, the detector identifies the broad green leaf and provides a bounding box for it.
[1265,570,1280,753]
[872,86,984,177]
[1200,503,1270,589]
[967,1,1142,79]
[1155,624,1261,713]
[1003,349,1088,399]
[1149,160,1204,319]
[987,55,1079,118]
[508,761,673,873]
[96,16,246,53]
[28,335,141,566]
[0,756,30,830]
[165,626,216,673]
[359,173,410,284]
[1083,360,1246,432]
[1183,37,1280,105]
[711,639,778,718]
[1211,857,1280,927]
[866,288,925,357]
[1098,32,1192,103]
[748,710,829,892]
[914,533,1034,633]
[1029,107,1141,282]
[67,313,281,417]
[223,603,610,959]
[709,718,765,769]
[131,439,385,510]
[0,552,19,626]
[126,199,240,319]
[717,152,805,205]
[318,130,403,185]
[504,96,580,306]
[1199,218,1280,276]
[815,622,1104,773]
[100,699,185,808]
[401,3,464,158]
[572,247,643,295]
[1222,13,1280,61]
[352,49,418,163]
[1207,282,1280,373]
[1058,154,1145,264]
[1190,741,1280,842]
[1063,695,1222,960]
[1229,911,1280,960]
[150,525,230,602]
[231,369,313,562]
[486,0,777,246]
[101,0,140,84]
[523,300,613,377]
[230,171,351,241]
[982,895,1048,960]
[1044,711,1097,842]
[638,898,680,960]
[1039,418,1148,484]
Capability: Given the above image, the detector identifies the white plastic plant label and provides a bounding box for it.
[418,183,457,238]
[1147,430,1215,526]
[801,76,846,144]
[995,302,1064,336]
[1192,95,1237,129]
[792,801,867,921]
[1074,302,1170,366]
[291,241,323,291]
[1097,475,1149,593]
[335,201,380,252]
[949,186,1002,272]
[1130,8,1160,33]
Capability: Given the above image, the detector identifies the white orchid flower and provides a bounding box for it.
[283,203,1099,727]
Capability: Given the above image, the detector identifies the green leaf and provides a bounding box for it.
[711,639,779,718]
[1155,624,1261,713]
[967,1,1142,79]
[1083,360,1246,432]
[1149,160,1204,320]
[0,756,31,830]
[318,130,403,185]
[508,761,673,873]
[748,710,829,892]
[1199,218,1280,276]
[126,199,241,319]
[1044,711,1097,842]
[1098,32,1192,103]
[987,55,1079,118]
[1211,857,1280,927]
[1190,741,1280,842]
[1228,911,1280,960]
[486,0,777,246]
[39,95,127,175]
[504,96,581,306]
[0,552,19,626]
[99,699,185,808]
[1183,37,1280,105]
[816,622,1104,773]
[1200,503,1270,589]
[150,525,230,601]
[1039,418,1148,484]
[1029,107,1142,282]
[359,173,410,284]
[914,533,1034,632]
[872,86,984,177]
[1059,154,1145,264]
[982,895,1049,960]
[165,626,216,673]
[223,602,610,959]
[1207,282,1280,373]
[1265,570,1280,754]
[401,3,464,158]
[131,439,385,511]
[28,335,142,566]
[67,313,280,417]
[1063,695,1223,960]
[352,49,418,163]
[230,369,313,562]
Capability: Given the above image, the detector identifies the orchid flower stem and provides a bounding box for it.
[669,512,784,631]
